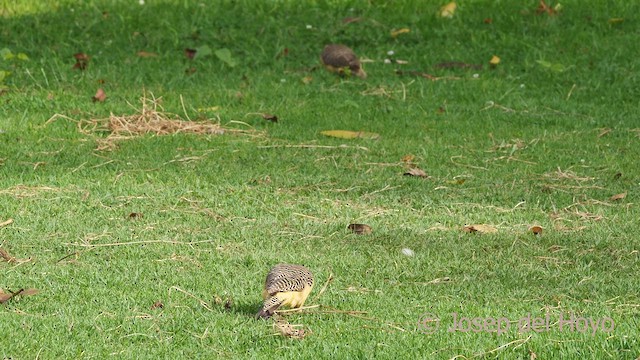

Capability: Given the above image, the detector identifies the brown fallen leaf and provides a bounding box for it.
[137,51,158,58]
[536,0,558,15]
[151,300,164,310]
[320,130,380,140]
[92,88,107,102]
[73,52,90,70]
[184,48,197,60]
[0,248,16,263]
[403,168,429,178]
[348,223,372,235]
[261,113,278,123]
[530,225,543,235]
[529,349,538,360]
[0,290,11,303]
[402,154,415,163]
[342,17,362,24]
[0,288,39,304]
[610,192,627,201]
[463,224,498,234]
[128,212,143,219]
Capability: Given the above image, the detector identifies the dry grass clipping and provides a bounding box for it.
[47,93,259,151]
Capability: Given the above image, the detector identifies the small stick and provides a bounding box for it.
[169,286,212,311]
[63,239,215,248]
[312,273,334,301]
[258,144,369,151]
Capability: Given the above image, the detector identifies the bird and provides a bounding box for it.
[256,264,315,319]
[320,44,367,79]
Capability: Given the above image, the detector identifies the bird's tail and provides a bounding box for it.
[255,296,283,320]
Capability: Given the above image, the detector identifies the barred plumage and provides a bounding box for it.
[321,44,367,79]
[256,264,314,319]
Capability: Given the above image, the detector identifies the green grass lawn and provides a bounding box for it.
[1,0,639,358]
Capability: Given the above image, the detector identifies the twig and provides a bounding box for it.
[169,286,213,311]
[180,94,192,122]
[63,239,215,248]
[311,273,333,302]
[0,248,16,263]
[258,144,369,151]
[363,184,401,197]
[473,335,532,358]
[0,218,13,227]
[276,305,321,314]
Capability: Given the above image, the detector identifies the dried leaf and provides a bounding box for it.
[463,224,498,234]
[0,218,13,227]
[301,76,313,84]
[20,288,39,296]
[609,192,627,201]
[92,88,107,102]
[489,55,501,66]
[391,28,410,38]
[151,300,164,310]
[439,2,457,18]
[401,154,415,163]
[73,52,90,70]
[403,168,429,178]
[261,113,278,123]
[530,226,543,235]
[348,223,372,235]
[184,48,197,60]
[529,349,538,360]
[446,178,466,185]
[128,212,143,219]
[608,18,624,25]
[137,51,158,58]
[320,130,380,140]
[536,0,560,15]
[0,248,16,263]
[342,17,362,24]
[0,288,39,304]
